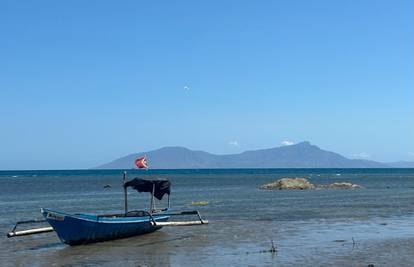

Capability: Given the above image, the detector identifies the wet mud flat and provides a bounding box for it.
[2,215,414,267]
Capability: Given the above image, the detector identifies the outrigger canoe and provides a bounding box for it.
[7,173,208,245]
[40,208,170,245]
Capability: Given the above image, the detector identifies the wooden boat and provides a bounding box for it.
[40,208,170,245]
[7,172,208,245]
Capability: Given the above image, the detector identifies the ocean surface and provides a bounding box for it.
[1,168,414,266]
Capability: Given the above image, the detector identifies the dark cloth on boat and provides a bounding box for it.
[124,178,171,200]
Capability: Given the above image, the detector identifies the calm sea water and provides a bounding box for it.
[1,168,414,266]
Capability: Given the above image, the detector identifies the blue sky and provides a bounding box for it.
[1,0,413,169]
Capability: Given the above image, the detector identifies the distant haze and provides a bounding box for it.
[96,142,414,169]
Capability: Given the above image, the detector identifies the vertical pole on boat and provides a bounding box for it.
[123,171,128,214]
[150,183,155,213]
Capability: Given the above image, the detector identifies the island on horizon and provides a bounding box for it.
[96,141,414,169]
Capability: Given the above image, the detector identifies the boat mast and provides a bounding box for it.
[150,183,155,213]
[123,171,128,214]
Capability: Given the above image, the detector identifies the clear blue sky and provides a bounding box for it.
[1,0,413,169]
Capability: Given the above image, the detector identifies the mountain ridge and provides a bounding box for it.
[95,141,411,169]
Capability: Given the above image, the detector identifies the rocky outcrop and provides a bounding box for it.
[319,182,362,189]
[260,178,362,190]
[259,178,316,190]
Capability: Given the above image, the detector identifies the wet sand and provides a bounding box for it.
[3,216,414,266]
[331,238,414,267]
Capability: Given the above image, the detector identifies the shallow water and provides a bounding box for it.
[1,168,414,266]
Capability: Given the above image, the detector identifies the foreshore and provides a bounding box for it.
[2,215,414,266]
[331,237,414,266]
[1,169,414,266]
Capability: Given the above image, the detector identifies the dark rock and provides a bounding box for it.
[260,178,315,190]
[260,178,362,190]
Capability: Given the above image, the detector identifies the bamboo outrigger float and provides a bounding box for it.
[7,172,208,245]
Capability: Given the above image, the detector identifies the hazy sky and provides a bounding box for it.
[1,0,413,170]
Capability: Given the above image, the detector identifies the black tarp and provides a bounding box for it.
[124,178,171,200]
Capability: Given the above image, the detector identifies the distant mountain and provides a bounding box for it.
[98,146,218,169]
[387,161,414,168]
[96,141,400,169]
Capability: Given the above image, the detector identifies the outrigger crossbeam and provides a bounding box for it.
[151,210,208,226]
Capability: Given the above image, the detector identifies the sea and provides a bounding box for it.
[1,168,414,267]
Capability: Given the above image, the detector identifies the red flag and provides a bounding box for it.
[135,156,149,169]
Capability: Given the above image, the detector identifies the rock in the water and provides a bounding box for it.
[260,178,316,190]
[260,178,362,190]
[324,182,362,189]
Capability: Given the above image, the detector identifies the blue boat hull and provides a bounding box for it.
[41,208,169,245]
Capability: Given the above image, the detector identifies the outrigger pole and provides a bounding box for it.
[7,219,53,238]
